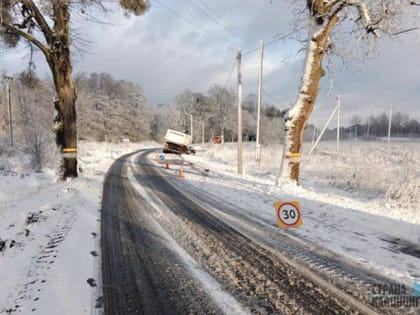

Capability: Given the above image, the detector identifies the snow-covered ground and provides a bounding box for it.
[0,140,155,314]
[1,138,419,314]
[180,140,420,285]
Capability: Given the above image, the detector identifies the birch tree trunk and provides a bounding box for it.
[278,0,409,183]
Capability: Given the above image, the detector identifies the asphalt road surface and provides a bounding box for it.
[101,150,223,315]
[101,149,407,315]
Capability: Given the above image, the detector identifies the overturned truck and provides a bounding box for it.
[163,129,195,154]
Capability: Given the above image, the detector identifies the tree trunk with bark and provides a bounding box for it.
[280,11,339,184]
[49,2,78,178]
[279,0,401,184]
[52,74,77,178]
[1,0,149,179]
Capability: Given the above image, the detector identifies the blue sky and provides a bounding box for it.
[1,0,419,127]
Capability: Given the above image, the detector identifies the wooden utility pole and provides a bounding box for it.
[388,105,392,144]
[190,114,194,143]
[336,95,340,155]
[202,120,205,145]
[237,48,243,175]
[5,76,14,147]
[256,40,264,162]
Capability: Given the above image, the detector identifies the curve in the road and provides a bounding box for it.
[102,149,395,315]
[101,151,225,315]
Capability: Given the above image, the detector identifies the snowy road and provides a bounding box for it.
[101,150,224,314]
[100,149,412,315]
[2,141,417,314]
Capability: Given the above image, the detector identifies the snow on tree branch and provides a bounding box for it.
[347,1,379,36]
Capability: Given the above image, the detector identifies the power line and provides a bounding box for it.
[263,89,282,105]
[153,0,208,33]
[243,30,295,56]
[185,0,233,35]
[223,57,237,89]
[152,0,230,43]
[195,0,230,26]
[243,36,282,56]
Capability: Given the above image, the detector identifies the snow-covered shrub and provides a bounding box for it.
[384,151,420,208]
[0,142,31,175]
[302,140,420,207]
[386,176,420,208]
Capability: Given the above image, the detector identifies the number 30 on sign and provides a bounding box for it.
[274,201,303,228]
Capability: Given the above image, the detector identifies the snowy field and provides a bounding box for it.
[181,140,420,284]
[0,138,419,314]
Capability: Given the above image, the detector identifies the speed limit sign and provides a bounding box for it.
[274,201,303,228]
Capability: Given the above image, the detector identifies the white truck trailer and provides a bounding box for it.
[163,129,195,154]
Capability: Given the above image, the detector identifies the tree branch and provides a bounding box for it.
[25,0,54,45]
[348,1,379,36]
[325,0,344,12]
[1,21,50,58]
[312,2,343,42]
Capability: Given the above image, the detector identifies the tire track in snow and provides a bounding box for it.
[2,207,77,314]
[131,150,379,315]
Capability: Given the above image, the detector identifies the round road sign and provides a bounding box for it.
[274,201,303,228]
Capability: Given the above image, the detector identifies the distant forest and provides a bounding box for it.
[1,71,419,171]
[0,71,285,146]
[346,112,420,139]
[1,71,419,149]
[308,112,420,141]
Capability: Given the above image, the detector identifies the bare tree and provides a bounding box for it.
[281,0,419,183]
[22,102,51,172]
[207,85,234,142]
[261,104,286,144]
[0,0,149,179]
[16,73,54,171]
[74,72,152,142]
[150,104,182,142]
[176,89,197,134]
[349,114,362,126]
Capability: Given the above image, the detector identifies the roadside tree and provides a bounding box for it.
[0,0,149,178]
[281,0,419,183]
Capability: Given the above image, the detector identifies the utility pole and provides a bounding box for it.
[255,40,264,163]
[310,102,339,155]
[202,120,205,145]
[336,95,340,155]
[190,114,193,143]
[237,48,243,175]
[388,105,392,144]
[5,76,14,147]
[311,126,317,146]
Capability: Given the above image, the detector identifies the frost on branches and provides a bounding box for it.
[280,0,418,183]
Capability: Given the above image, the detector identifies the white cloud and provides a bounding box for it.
[1,0,419,125]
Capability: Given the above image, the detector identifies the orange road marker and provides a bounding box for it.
[178,168,185,178]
